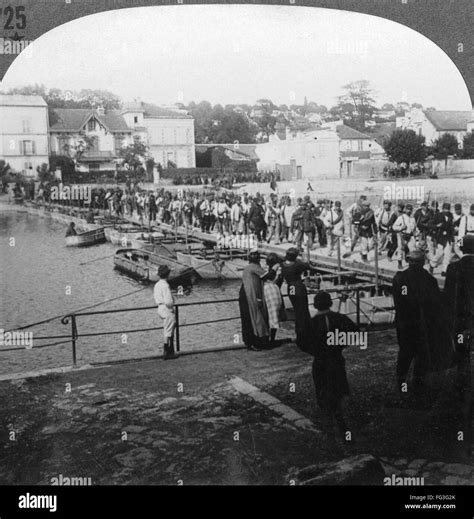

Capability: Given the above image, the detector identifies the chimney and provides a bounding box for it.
[97,106,105,116]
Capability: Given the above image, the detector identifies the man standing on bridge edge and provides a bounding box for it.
[154,265,178,360]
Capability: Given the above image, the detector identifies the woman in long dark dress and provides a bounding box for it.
[239,251,269,351]
[281,247,311,350]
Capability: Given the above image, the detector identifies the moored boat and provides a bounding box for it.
[177,248,248,279]
[109,226,145,246]
[113,248,200,286]
[129,231,166,251]
[65,227,106,247]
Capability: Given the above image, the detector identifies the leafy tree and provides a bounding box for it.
[256,112,277,142]
[214,112,256,143]
[383,129,427,167]
[145,157,156,181]
[49,155,76,181]
[0,159,12,179]
[8,85,121,111]
[432,133,459,171]
[462,131,474,159]
[36,163,54,182]
[119,137,148,180]
[188,100,213,143]
[255,98,276,111]
[337,80,377,131]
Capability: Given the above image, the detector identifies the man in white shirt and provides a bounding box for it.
[392,204,417,269]
[230,197,243,235]
[265,199,281,244]
[280,197,295,243]
[453,203,464,259]
[323,201,344,256]
[153,265,178,360]
[375,200,393,254]
[458,204,474,241]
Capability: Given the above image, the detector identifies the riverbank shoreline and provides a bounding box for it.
[0,337,471,485]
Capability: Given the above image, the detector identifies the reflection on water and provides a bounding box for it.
[0,212,243,375]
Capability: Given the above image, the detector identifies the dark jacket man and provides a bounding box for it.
[444,235,474,356]
[392,250,453,392]
[432,207,454,246]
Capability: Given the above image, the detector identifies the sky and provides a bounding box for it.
[1,5,471,110]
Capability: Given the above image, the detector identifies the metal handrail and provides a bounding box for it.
[1,287,390,364]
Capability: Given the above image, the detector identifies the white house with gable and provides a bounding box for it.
[122,102,196,168]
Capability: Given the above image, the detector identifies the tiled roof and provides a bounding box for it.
[335,124,371,140]
[195,143,258,161]
[423,110,472,131]
[142,103,192,119]
[370,122,396,142]
[122,101,192,119]
[49,109,131,132]
[0,94,47,107]
[340,151,371,159]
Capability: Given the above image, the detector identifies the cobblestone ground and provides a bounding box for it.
[0,334,472,485]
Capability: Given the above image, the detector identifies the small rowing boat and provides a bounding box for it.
[176,248,249,279]
[65,227,106,247]
[113,248,200,286]
[108,225,146,246]
[129,231,166,251]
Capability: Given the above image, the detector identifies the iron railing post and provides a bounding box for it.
[71,315,78,366]
[175,306,180,352]
[356,288,361,328]
[61,314,78,366]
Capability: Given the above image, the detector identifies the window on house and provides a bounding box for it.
[134,116,138,124]
[22,120,31,133]
[24,162,33,170]
[114,136,123,153]
[58,138,69,153]
[345,140,351,151]
[89,136,99,152]
[89,163,100,172]
[88,119,97,132]
[22,140,35,155]
[358,140,364,151]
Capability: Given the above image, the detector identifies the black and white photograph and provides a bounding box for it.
[0,0,473,507]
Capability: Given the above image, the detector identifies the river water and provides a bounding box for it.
[0,211,248,376]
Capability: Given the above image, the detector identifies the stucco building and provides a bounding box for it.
[121,102,196,168]
[256,129,340,180]
[397,108,473,148]
[0,94,49,176]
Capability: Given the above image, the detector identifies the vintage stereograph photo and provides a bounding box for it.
[0,0,473,503]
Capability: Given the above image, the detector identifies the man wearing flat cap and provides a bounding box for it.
[154,264,178,360]
[392,249,453,395]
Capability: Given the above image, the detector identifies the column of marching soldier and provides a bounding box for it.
[342,195,474,274]
[41,183,474,274]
